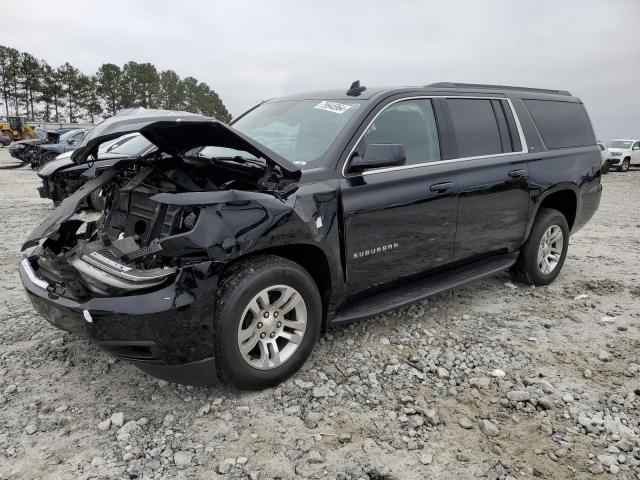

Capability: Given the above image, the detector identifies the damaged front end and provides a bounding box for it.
[19,112,301,383]
[22,112,300,299]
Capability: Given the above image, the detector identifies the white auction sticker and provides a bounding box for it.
[314,101,352,114]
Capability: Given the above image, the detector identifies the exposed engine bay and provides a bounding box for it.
[33,153,292,300]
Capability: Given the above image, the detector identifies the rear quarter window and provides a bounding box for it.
[524,100,595,149]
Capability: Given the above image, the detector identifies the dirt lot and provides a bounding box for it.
[0,147,638,480]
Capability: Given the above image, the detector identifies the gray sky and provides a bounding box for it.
[4,0,639,140]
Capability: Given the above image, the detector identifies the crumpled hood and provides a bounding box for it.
[71,109,300,179]
[11,138,44,147]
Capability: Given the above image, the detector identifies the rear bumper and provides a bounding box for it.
[19,257,223,385]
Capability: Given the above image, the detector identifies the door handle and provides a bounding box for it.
[430,182,454,193]
[508,169,527,178]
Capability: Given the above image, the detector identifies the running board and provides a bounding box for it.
[330,253,518,326]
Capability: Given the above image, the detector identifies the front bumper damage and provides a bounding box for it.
[20,256,222,385]
[18,111,302,385]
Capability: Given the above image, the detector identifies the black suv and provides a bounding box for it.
[19,83,602,390]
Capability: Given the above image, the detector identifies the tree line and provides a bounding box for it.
[0,45,232,124]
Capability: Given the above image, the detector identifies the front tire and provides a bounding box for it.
[511,208,569,286]
[214,255,322,390]
[619,158,630,172]
[39,151,57,168]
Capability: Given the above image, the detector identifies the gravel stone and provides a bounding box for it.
[218,458,235,474]
[97,419,111,431]
[506,390,530,402]
[174,451,194,466]
[458,417,474,429]
[110,412,124,427]
[598,350,612,362]
[420,453,433,465]
[480,420,500,437]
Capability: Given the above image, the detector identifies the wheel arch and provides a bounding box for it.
[219,243,333,327]
[527,187,578,239]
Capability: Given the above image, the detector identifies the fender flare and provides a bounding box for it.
[524,183,579,240]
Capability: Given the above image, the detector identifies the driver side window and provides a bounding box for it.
[364,99,441,165]
[71,133,84,145]
[633,141,640,151]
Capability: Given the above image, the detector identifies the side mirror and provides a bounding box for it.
[348,144,406,172]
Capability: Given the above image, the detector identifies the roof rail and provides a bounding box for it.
[427,82,572,96]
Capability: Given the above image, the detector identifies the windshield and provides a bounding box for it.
[607,140,633,149]
[35,128,48,140]
[109,134,154,156]
[232,100,362,167]
[59,129,82,143]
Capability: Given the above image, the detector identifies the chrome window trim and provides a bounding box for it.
[341,95,528,177]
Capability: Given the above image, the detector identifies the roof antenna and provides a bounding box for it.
[347,80,366,96]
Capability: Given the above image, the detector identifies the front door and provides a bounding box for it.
[632,141,640,164]
[341,98,458,296]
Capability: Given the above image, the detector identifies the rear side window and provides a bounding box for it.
[524,100,595,149]
[446,99,503,157]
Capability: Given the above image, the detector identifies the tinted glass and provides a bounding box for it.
[524,100,595,149]
[447,99,503,157]
[109,134,154,156]
[232,100,362,168]
[363,99,440,165]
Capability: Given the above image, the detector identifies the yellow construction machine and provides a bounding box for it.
[0,116,38,140]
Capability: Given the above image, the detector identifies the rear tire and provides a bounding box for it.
[601,161,610,174]
[511,208,569,286]
[214,255,322,390]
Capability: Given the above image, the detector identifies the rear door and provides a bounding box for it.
[443,97,530,261]
[341,98,458,296]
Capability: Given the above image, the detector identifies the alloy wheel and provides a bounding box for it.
[537,225,564,274]
[237,285,307,370]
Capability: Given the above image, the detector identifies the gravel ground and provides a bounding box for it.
[0,147,639,480]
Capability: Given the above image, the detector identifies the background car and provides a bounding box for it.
[35,128,88,167]
[606,139,640,172]
[37,133,155,206]
[8,127,73,164]
[597,141,611,173]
